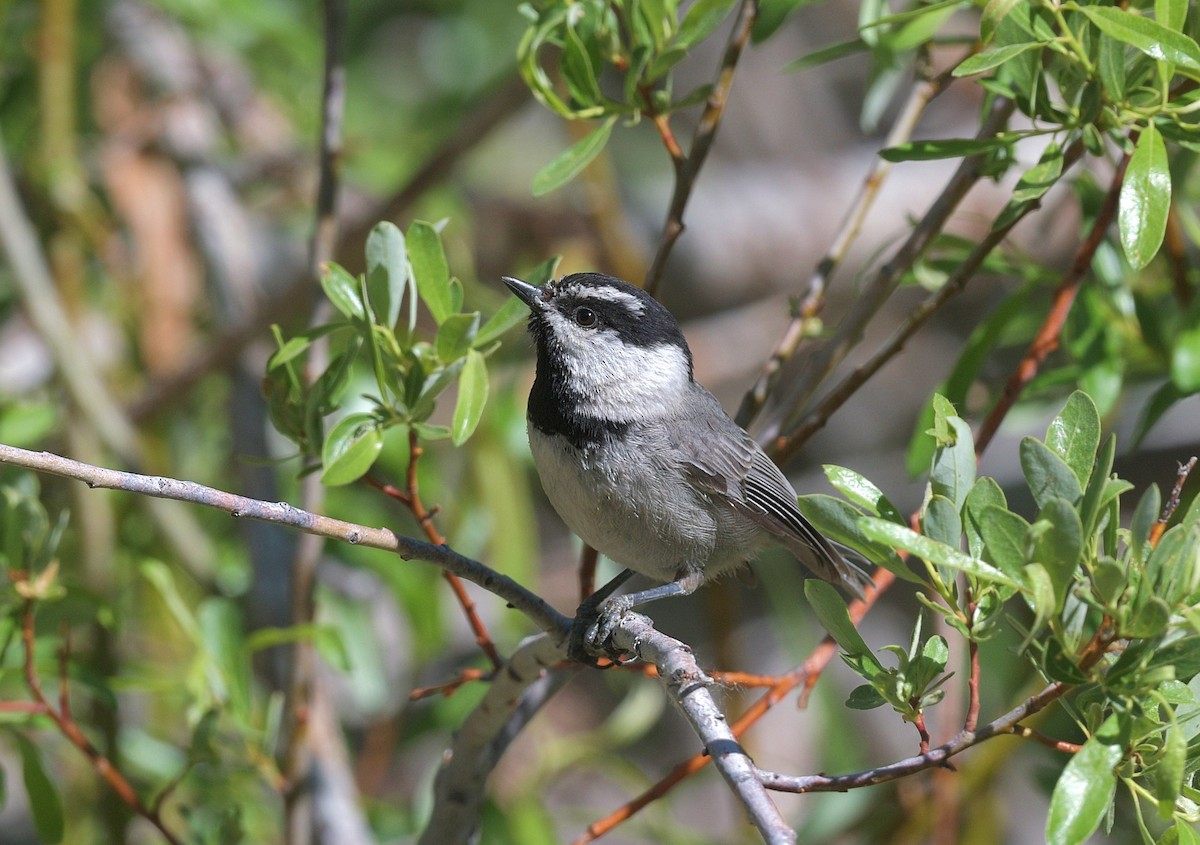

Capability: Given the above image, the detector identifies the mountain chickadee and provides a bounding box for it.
[503,272,870,660]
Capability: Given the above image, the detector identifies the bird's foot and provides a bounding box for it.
[568,594,635,666]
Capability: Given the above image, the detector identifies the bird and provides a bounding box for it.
[502,272,871,661]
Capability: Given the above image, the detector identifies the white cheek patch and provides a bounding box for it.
[544,310,689,420]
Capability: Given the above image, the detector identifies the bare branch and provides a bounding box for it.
[738,65,958,426]
[644,0,759,296]
[283,2,348,840]
[975,144,1132,455]
[753,97,1017,447]
[0,444,572,637]
[758,682,1070,794]
[611,615,797,845]
[420,635,570,845]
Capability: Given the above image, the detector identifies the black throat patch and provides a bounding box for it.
[527,329,629,449]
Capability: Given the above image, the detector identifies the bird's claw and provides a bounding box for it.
[568,596,635,666]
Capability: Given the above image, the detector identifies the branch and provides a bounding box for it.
[576,566,895,842]
[284,1,348,840]
[737,64,959,427]
[757,681,1071,794]
[771,135,1088,461]
[17,599,184,845]
[643,0,758,296]
[610,615,798,845]
[420,635,570,845]
[0,444,572,637]
[974,145,1132,454]
[752,97,1016,447]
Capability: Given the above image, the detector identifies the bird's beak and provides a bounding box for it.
[502,276,544,310]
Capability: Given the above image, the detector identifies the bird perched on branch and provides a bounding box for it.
[503,272,870,662]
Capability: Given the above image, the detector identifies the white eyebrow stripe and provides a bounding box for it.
[572,286,646,314]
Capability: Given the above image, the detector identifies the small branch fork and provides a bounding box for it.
[369,427,502,668]
[5,596,185,845]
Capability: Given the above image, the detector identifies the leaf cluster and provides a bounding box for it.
[263,222,544,486]
[803,391,1200,843]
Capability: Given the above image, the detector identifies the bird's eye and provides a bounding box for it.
[573,306,598,328]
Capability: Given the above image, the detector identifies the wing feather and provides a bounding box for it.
[672,393,869,596]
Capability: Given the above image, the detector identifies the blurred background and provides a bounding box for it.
[0,0,1197,843]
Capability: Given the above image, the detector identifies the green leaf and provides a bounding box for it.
[753,0,822,42]
[1007,141,1065,207]
[1156,0,1188,33]
[1020,437,1083,507]
[452,350,489,446]
[1023,562,1056,637]
[1119,123,1172,270]
[267,335,313,370]
[532,116,617,197]
[408,221,454,324]
[1131,484,1161,562]
[964,477,1007,558]
[796,494,920,583]
[676,0,735,49]
[141,560,202,643]
[320,414,383,486]
[931,417,975,511]
[1030,498,1083,608]
[1046,731,1122,845]
[879,137,1010,162]
[784,37,869,73]
[923,494,962,548]
[953,42,1041,76]
[846,683,888,709]
[365,221,408,328]
[476,295,530,347]
[981,0,1024,42]
[860,518,1022,589]
[320,262,366,321]
[246,623,352,672]
[977,504,1030,584]
[804,580,878,662]
[435,312,481,361]
[17,734,64,843]
[1171,324,1200,392]
[1073,6,1200,75]
[822,465,905,524]
[1046,392,1100,488]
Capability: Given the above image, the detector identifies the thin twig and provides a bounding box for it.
[1150,456,1198,547]
[1006,724,1082,753]
[753,97,1017,447]
[409,668,495,701]
[17,599,185,845]
[974,147,1133,455]
[284,4,347,840]
[643,0,759,296]
[400,429,502,668]
[759,681,1072,794]
[737,65,959,427]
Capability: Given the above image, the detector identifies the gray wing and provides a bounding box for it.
[673,395,869,596]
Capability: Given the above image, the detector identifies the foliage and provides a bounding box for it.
[0,0,1198,843]
[805,392,1200,842]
